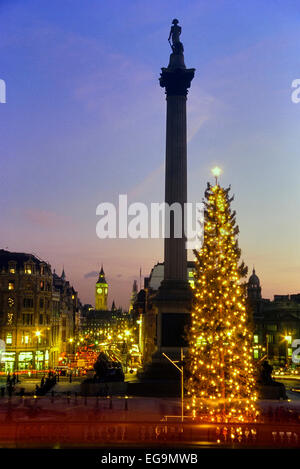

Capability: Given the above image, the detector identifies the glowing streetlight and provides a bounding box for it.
[211,166,222,184]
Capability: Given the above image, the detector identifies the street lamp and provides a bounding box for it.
[35,331,41,372]
[283,334,292,366]
[162,348,185,423]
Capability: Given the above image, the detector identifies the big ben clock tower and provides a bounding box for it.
[95,266,108,310]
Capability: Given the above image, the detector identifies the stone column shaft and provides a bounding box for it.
[164,95,187,282]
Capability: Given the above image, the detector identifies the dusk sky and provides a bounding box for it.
[1,0,300,308]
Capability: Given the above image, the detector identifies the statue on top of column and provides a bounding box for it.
[168,19,184,55]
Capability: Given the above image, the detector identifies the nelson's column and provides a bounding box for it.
[150,19,195,373]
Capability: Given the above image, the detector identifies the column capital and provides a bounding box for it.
[160,67,195,97]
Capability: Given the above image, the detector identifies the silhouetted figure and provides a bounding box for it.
[93,352,110,380]
[259,360,287,400]
[260,360,274,385]
[7,383,13,397]
[168,19,184,54]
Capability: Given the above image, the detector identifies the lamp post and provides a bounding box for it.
[162,348,184,422]
[35,331,41,373]
[284,334,292,367]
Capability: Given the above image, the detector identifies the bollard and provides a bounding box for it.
[124,395,128,411]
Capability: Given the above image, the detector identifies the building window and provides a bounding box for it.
[40,281,44,291]
[39,314,43,325]
[25,265,32,274]
[40,298,44,309]
[23,298,34,308]
[253,349,259,359]
[21,334,30,345]
[267,334,274,344]
[8,282,14,290]
[22,314,33,325]
[9,268,15,274]
[253,335,259,344]
[6,333,12,345]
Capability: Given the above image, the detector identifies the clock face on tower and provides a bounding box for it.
[97,288,102,294]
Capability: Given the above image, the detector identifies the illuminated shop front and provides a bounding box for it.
[18,352,34,370]
[1,352,16,372]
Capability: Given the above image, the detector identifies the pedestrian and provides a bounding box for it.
[7,383,13,397]
[12,373,16,385]
[6,372,11,385]
[41,376,45,387]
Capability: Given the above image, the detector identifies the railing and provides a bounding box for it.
[0,421,299,447]
[0,395,299,447]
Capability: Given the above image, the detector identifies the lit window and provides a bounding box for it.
[8,282,14,290]
[25,265,32,274]
[253,349,259,359]
[24,335,29,344]
[253,335,259,344]
[9,268,15,274]
[6,333,12,345]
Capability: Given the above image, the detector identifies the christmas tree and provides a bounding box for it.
[186,178,257,423]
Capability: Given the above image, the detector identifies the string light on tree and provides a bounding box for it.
[186,169,258,423]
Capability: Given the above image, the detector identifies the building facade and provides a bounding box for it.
[0,250,81,372]
[0,250,53,372]
[248,270,300,366]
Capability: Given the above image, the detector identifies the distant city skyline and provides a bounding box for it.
[1,0,300,308]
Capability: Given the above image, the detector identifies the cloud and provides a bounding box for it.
[84,270,99,279]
